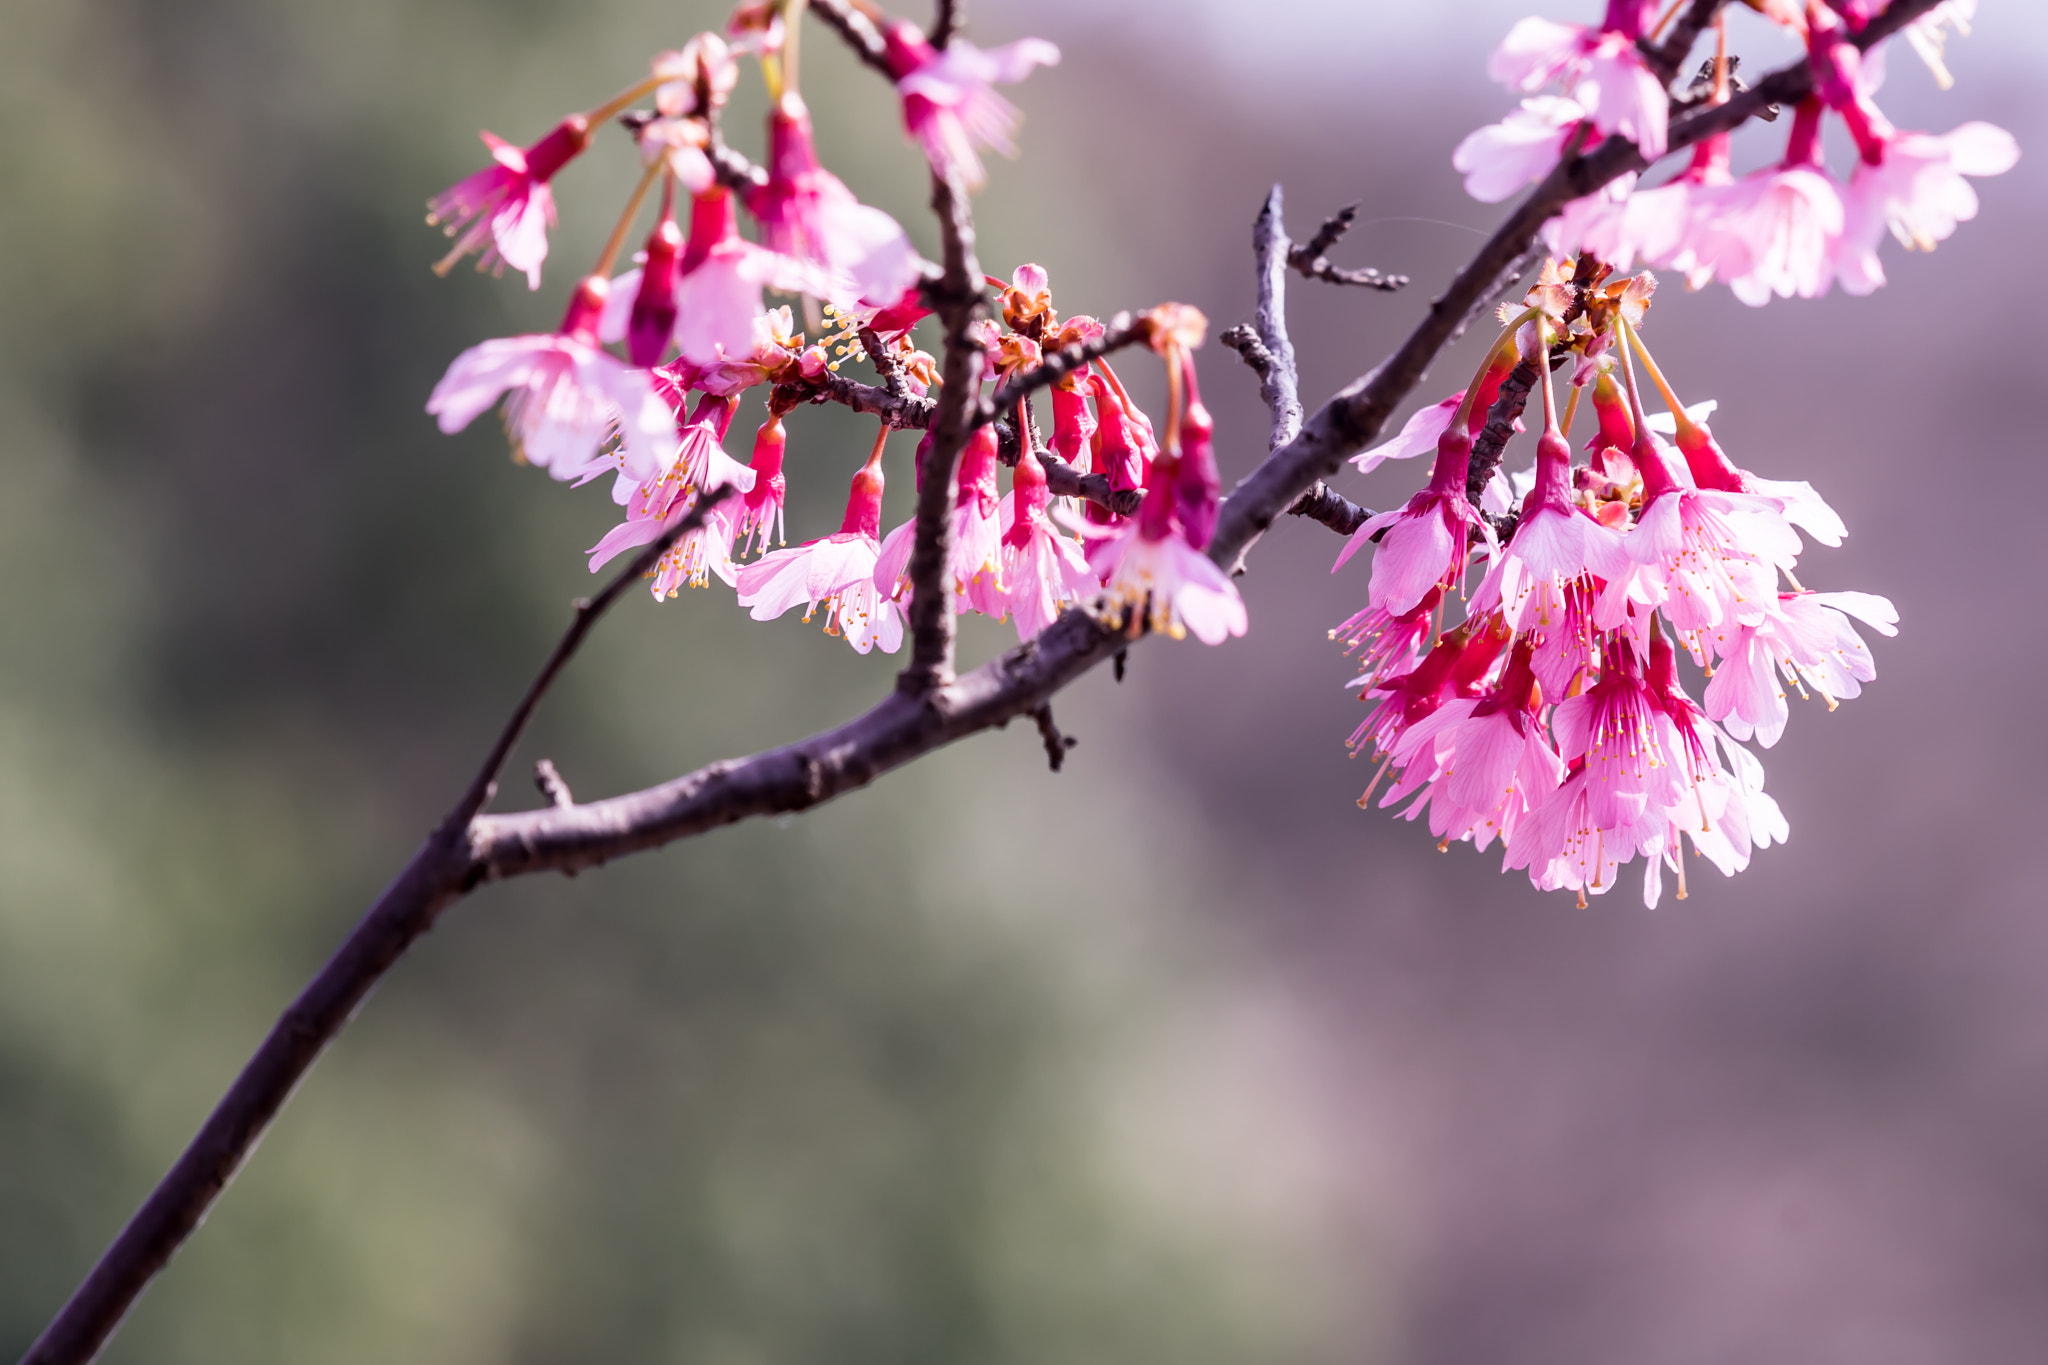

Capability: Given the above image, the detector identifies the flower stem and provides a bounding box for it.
[586,74,667,130]
[592,161,665,280]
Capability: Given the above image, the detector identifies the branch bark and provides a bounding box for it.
[897,167,985,694]
[22,8,1947,1360]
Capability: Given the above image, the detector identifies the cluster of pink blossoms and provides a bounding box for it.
[1336,259,1895,905]
[422,2,1240,657]
[1456,1,2014,304]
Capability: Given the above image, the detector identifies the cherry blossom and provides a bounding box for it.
[997,449,1097,642]
[752,92,924,306]
[1489,3,1666,160]
[880,21,1060,189]
[735,434,902,654]
[426,273,674,484]
[428,116,591,289]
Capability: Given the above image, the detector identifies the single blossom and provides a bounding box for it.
[1833,122,2019,295]
[1336,422,1497,618]
[1703,590,1896,747]
[735,439,903,654]
[428,116,591,288]
[1455,96,1592,204]
[751,92,924,307]
[734,409,789,558]
[881,22,1060,189]
[873,425,1008,617]
[426,273,673,484]
[998,449,1097,642]
[1086,443,1246,646]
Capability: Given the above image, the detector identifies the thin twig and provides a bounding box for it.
[1287,203,1409,292]
[1249,186,1305,448]
[534,759,575,809]
[809,0,895,78]
[1287,484,1375,538]
[26,11,1948,1359]
[980,311,1146,422]
[1030,704,1076,772]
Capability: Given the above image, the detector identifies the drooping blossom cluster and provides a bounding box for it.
[1335,259,1895,904]
[423,1,1238,658]
[1456,1,2015,305]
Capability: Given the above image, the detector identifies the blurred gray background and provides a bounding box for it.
[2,2,2044,1362]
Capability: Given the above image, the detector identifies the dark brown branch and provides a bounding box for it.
[774,369,932,429]
[897,167,986,694]
[708,140,769,194]
[980,311,1145,423]
[860,325,911,400]
[1287,484,1374,538]
[931,0,960,49]
[809,0,896,79]
[1030,704,1076,772]
[1288,204,1409,292]
[32,13,1949,1359]
[1640,0,1726,86]
[19,488,739,1365]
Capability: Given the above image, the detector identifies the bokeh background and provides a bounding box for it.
[3,2,2045,1362]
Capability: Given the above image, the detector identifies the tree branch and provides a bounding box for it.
[809,0,896,79]
[1287,203,1409,292]
[979,311,1147,423]
[26,12,1947,1359]
[18,488,739,1365]
[931,0,960,49]
[1641,0,1727,86]
[897,167,985,694]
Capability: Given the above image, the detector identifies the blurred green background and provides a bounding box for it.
[6,2,2048,1363]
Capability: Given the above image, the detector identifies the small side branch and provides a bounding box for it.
[1641,0,1726,86]
[1030,704,1076,773]
[1287,483,1374,538]
[1288,204,1409,292]
[534,759,575,809]
[981,311,1146,421]
[809,0,896,79]
[860,325,911,400]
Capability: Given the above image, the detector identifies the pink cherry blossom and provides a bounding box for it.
[1086,442,1245,646]
[588,490,742,600]
[1455,96,1591,204]
[734,410,789,558]
[1703,590,1896,748]
[1351,394,1462,476]
[1381,642,1564,852]
[1332,587,1442,695]
[428,116,591,289]
[881,23,1060,189]
[998,450,1097,641]
[1489,8,1667,159]
[1336,423,1497,618]
[751,93,924,307]
[426,274,674,484]
[1471,426,1627,646]
[1083,364,1157,527]
[1834,122,2019,295]
[873,425,1007,617]
[735,445,902,654]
